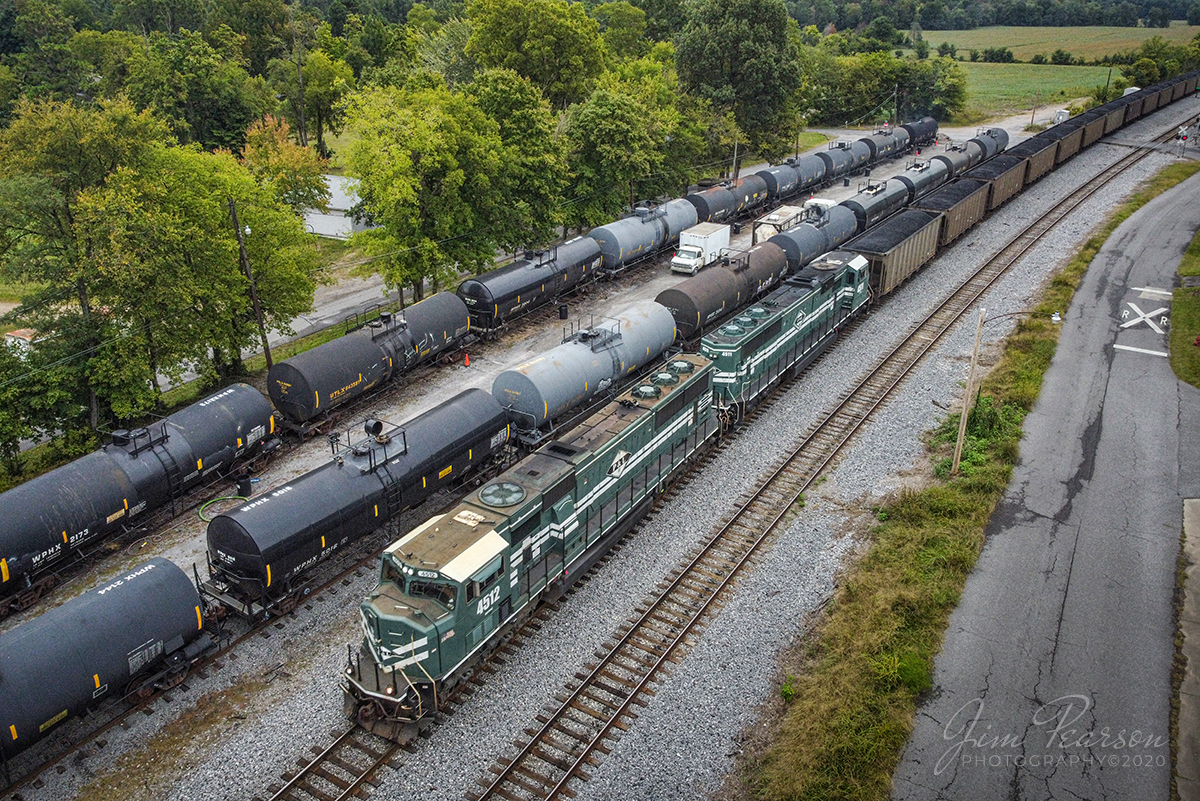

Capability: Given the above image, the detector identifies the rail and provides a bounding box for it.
[465,125,1181,801]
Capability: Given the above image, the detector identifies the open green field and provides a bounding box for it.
[959,61,1116,116]
[926,22,1200,62]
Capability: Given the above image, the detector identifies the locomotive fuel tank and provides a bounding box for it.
[491,301,676,428]
[0,558,207,759]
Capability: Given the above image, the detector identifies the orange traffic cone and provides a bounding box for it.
[465,352,470,367]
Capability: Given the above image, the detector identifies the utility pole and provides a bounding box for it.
[952,307,986,475]
[1030,89,1039,128]
[229,198,273,369]
[732,139,740,181]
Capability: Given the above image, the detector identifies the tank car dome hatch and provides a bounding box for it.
[631,385,662,399]
[651,371,679,385]
[667,360,695,374]
[479,481,527,508]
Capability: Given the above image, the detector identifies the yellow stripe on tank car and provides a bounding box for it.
[124,498,128,510]
[237,437,242,448]
[62,531,67,543]
[197,459,202,471]
[422,477,427,488]
[321,536,326,548]
[195,605,202,630]
[9,725,15,741]
[1,559,8,583]
[93,674,100,689]
[269,415,275,434]
[544,401,548,419]
[468,449,472,460]
[374,504,379,517]
[314,391,320,410]
[266,565,272,588]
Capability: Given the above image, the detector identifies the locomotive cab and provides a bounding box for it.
[344,513,512,742]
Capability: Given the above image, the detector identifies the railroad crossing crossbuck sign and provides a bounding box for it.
[1120,302,1169,334]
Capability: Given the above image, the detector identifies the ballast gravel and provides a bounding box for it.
[15,96,1198,801]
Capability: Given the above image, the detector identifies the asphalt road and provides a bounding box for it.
[891,169,1200,799]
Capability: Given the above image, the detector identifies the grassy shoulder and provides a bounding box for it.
[1170,224,1200,389]
[748,159,1200,801]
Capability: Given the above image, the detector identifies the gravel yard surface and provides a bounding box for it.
[12,95,1197,801]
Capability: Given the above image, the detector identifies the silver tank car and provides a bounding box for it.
[269,292,470,423]
[492,301,676,428]
[892,158,950,203]
[0,558,208,759]
[841,180,910,233]
[590,200,698,272]
[455,237,602,332]
[967,127,1009,160]
[0,384,274,606]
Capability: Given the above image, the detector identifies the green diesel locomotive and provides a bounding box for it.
[343,353,716,741]
[702,251,869,421]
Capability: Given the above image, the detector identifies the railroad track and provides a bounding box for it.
[258,726,400,801]
[463,128,1181,801]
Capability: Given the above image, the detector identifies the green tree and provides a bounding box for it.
[343,83,511,297]
[416,17,477,87]
[112,0,204,35]
[0,342,32,472]
[465,0,605,107]
[126,30,272,151]
[561,86,658,230]
[1050,48,1073,65]
[469,68,566,247]
[12,0,88,99]
[1124,57,1161,86]
[77,146,319,385]
[674,0,801,158]
[240,115,331,215]
[67,29,140,97]
[593,1,648,61]
[0,98,171,432]
[204,0,289,75]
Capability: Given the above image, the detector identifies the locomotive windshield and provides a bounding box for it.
[381,555,404,586]
[408,579,457,613]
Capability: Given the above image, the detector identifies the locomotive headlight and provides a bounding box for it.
[385,686,395,695]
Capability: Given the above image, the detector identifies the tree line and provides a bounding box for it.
[0,0,1075,471]
[785,0,1198,32]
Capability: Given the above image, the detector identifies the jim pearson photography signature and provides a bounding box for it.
[935,694,1169,775]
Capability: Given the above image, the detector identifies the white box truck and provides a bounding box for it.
[670,222,731,275]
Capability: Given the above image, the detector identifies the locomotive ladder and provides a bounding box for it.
[465,127,1182,801]
[259,726,399,801]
